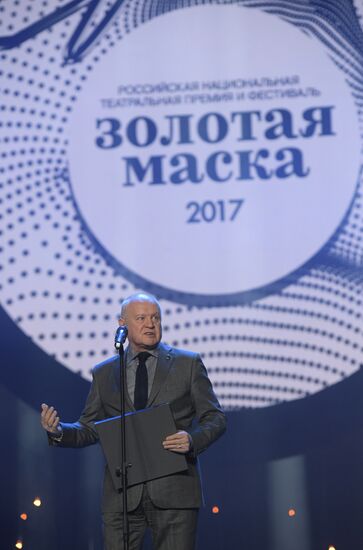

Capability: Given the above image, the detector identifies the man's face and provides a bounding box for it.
[119,300,162,353]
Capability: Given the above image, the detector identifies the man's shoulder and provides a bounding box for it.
[92,354,119,375]
[160,342,199,361]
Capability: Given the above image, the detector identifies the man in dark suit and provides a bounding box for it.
[41,292,226,550]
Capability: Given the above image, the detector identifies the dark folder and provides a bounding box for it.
[95,404,187,491]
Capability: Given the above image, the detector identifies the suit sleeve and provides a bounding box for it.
[49,369,104,448]
[188,354,226,455]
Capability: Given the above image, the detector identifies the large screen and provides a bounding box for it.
[1,0,362,410]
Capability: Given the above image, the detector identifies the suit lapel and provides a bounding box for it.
[112,354,135,411]
[147,343,173,406]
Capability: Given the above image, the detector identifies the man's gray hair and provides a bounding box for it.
[120,292,161,320]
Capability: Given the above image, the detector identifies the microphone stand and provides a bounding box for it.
[115,333,129,550]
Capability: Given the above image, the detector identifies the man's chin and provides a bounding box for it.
[142,339,160,350]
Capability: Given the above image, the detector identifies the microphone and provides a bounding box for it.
[114,325,128,349]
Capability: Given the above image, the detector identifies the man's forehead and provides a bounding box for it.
[126,300,159,314]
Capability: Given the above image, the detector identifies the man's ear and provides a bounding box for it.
[118,317,126,327]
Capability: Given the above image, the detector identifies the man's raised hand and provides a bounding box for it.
[40,403,62,435]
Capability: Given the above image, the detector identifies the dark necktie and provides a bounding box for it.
[134,352,150,410]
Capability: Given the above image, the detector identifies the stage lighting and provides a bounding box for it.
[33,497,42,507]
[288,508,296,517]
[20,513,27,521]
[212,505,220,514]
[15,540,23,549]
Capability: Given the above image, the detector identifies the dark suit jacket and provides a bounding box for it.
[50,343,226,512]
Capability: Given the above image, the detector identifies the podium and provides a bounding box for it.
[95,403,187,491]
